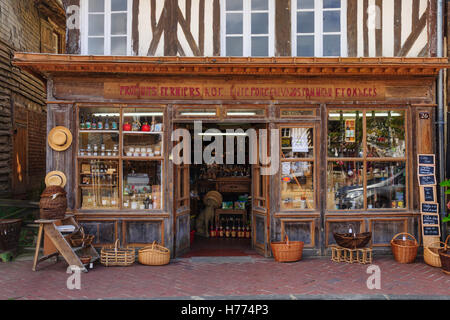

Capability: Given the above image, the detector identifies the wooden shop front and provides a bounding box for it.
[13,54,448,257]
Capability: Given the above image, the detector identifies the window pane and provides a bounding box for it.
[123,161,162,210]
[328,111,363,157]
[226,37,243,56]
[88,37,104,55]
[324,0,341,9]
[88,14,104,36]
[111,37,127,55]
[111,0,127,11]
[111,13,127,35]
[323,11,340,32]
[89,0,104,12]
[297,0,314,9]
[297,35,314,56]
[366,111,406,157]
[327,161,364,210]
[281,127,314,159]
[297,12,314,33]
[251,13,268,34]
[323,34,340,56]
[251,37,268,56]
[367,162,406,209]
[252,0,268,10]
[226,0,243,11]
[281,162,314,209]
[226,13,243,34]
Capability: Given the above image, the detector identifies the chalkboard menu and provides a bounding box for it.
[421,186,436,202]
[418,165,435,175]
[423,226,440,236]
[422,214,439,225]
[418,154,435,165]
[421,202,439,214]
[419,175,436,186]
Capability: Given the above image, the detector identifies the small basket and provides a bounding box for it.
[0,219,22,252]
[424,241,445,268]
[68,227,95,247]
[390,232,418,264]
[138,241,170,266]
[100,240,135,267]
[270,236,304,263]
[438,235,450,275]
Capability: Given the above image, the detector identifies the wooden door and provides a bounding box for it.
[12,122,27,195]
[251,124,270,256]
[174,161,191,256]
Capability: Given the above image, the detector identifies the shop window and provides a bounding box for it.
[81,0,132,55]
[327,110,407,211]
[292,0,347,57]
[280,126,315,210]
[221,0,275,57]
[76,106,164,211]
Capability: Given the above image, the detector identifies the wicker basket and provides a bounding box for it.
[138,241,170,266]
[438,235,450,275]
[39,186,67,220]
[0,219,22,252]
[424,241,445,268]
[390,232,418,264]
[100,240,135,267]
[333,232,372,249]
[270,236,304,263]
[69,227,95,247]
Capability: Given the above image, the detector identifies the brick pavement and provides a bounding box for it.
[0,254,448,300]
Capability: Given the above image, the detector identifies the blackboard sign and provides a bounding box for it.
[418,154,435,165]
[422,214,439,225]
[422,187,436,202]
[421,202,439,214]
[419,175,436,186]
[418,165,435,175]
[423,226,440,236]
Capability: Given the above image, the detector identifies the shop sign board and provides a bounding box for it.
[104,81,386,101]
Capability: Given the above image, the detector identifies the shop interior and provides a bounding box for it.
[181,123,255,257]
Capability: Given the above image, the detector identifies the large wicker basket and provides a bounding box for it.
[270,236,304,263]
[0,219,22,252]
[424,241,445,268]
[138,241,170,266]
[100,240,135,267]
[390,232,418,264]
[333,232,372,249]
[438,235,450,275]
[39,186,67,220]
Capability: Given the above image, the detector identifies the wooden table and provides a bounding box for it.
[32,215,99,272]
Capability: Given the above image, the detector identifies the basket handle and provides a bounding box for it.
[445,235,450,249]
[392,232,417,244]
[426,241,446,249]
[114,239,120,253]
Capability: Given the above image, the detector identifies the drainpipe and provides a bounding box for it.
[437,0,447,240]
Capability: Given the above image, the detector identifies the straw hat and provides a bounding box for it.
[45,171,67,188]
[203,191,223,208]
[48,126,72,151]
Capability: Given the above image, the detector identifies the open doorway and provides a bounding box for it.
[174,122,267,257]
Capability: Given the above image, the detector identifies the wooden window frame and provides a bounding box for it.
[291,0,348,57]
[75,104,166,213]
[80,0,133,55]
[220,0,275,57]
[326,107,410,213]
[279,123,318,212]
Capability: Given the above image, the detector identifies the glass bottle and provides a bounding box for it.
[104,117,110,130]
[80,113,85,130]
[85,114,91,130]
[97,116,103,130]
[91,116,97,130]
[111,117,118,130]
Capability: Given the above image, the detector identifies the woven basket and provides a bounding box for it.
[0,219,22,252]
[438,235,450,275]
[390,232,418,264]
[424,241,445,268]
[333,232,372,249]
[39,186,67,220]
[270,236,304,263]
[69,227,95,247]
[138,241,170,266]
[100,240,135,267]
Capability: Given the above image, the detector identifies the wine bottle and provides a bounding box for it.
[85,114,91,129]
[80,114,85,129]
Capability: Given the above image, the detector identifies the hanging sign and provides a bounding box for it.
[418,154,435,165]
[420,186,436,203]
[421,202,439,214]
[418,165,435,176]
[291,128,309,153]
[422,214,439,225]
[419,175,436,186]
[344,119,356,143]
[423,226,440,236]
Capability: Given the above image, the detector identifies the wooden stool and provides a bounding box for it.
[32,215,99,272]
[357,248,373,264]
[331,245,373,264]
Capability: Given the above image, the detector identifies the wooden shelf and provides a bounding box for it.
[79,130,119,133]
[123,131,163,134]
